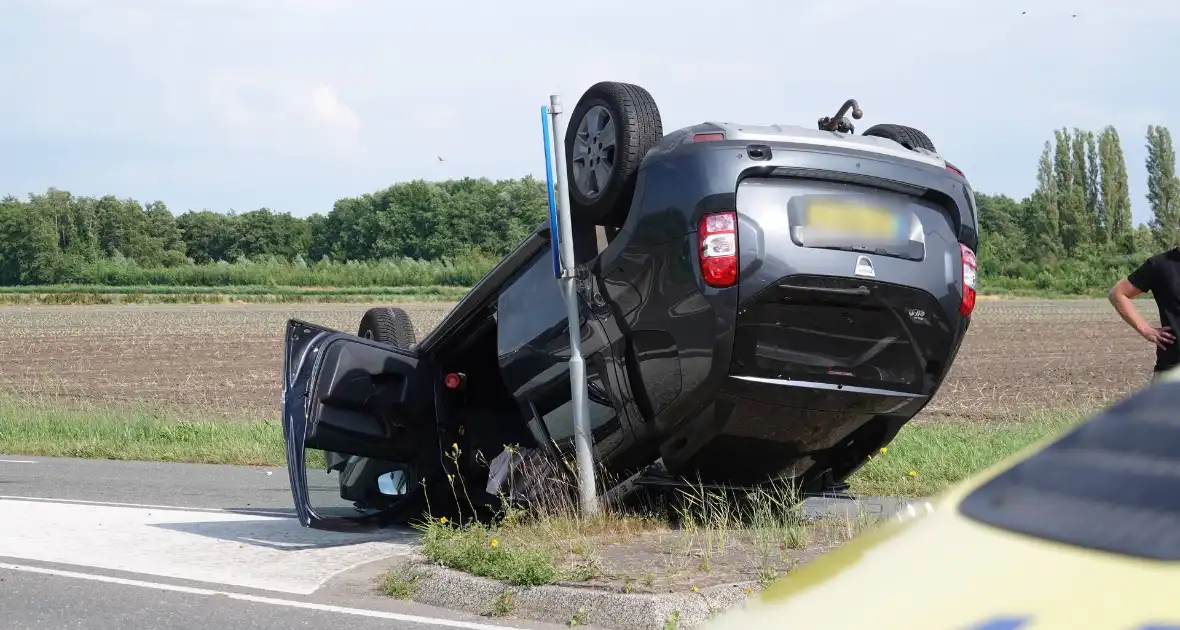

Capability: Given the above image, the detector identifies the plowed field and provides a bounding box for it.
[0,298,1157,421]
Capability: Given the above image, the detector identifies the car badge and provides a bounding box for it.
[854,255,876,278]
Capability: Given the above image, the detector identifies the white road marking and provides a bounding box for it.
[0,562,527,630]
[0,498,410,595]
[0,459,37,464]
[0,495,291,517]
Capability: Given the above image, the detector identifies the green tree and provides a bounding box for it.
[1099,126,1133,253]
[1032,141,1061,257]
[1054,128,1085,252]
[1146,124,1180,249]
[0,196,62,284]
[177,210,236,263]
[227,208,312,261]
[1083,131,1103,244]
[1070,129,1094,246]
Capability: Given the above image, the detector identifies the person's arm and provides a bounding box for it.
[1109,261,1174,349]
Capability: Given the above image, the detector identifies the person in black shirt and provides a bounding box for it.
[1109,247,1180,379]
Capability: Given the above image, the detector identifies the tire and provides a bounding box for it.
[564,81,663,227]
[862,123,937,153]
[357,307,416,349]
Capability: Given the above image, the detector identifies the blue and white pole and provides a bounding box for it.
[540,105,562,279]
[544,95,599,517]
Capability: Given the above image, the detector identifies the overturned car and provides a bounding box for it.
[282,81,981,529]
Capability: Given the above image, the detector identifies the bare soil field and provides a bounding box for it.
[0,299,1156,421]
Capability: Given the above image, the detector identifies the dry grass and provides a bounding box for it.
[415,474,882,594]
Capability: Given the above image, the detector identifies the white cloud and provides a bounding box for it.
[2,0,1177,220]
[201,73,361,157]
[304,85,362,153]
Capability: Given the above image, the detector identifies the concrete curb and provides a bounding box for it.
[388,553,757,629]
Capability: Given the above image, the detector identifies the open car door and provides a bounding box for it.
[282,319,435,530]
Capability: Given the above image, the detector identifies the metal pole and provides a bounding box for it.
[548,94,599,517]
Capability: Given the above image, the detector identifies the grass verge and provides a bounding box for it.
[409,411,1088,592]
[0,399,286,465]
[0,401,1089,494]
[410,474,876,591]
[848,409,1087,497]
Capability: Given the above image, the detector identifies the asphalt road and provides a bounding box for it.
[0,456,563,630]
[0,455,911,629]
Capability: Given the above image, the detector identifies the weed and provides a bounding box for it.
[567,608,589,627]
[489,588,515,617]
[380,568,420,600]
[663,609,681,630]
[418,519,559,586]
[756,565,778,589]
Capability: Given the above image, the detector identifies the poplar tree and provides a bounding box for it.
[1084,131,1103,244]
[1099,126,1133,252]
[1146,125,1180,249]
[1055,128,1085,252]
[1032,141,1061,256]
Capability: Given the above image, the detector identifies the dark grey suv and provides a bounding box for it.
[281,81,980,529]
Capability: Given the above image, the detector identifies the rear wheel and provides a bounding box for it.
[862,124,936,153]
[564,81,663,228]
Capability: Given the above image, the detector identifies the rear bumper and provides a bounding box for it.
[729,274,960,399]
[653,273,961,488]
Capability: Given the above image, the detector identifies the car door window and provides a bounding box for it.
[529,354,619,449]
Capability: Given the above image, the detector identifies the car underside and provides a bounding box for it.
[281,81,980,529]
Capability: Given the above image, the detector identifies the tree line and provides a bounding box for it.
[1,125,1177,293]
[976,124,1178,293]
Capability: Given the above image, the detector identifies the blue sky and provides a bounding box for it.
[1,0,1176,225]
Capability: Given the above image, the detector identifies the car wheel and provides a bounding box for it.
[862,123,937,153]
[564,81,663,227]
[357,307,416,349]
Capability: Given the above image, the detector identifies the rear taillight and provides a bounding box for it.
[699,211,738,288]
[692,132,725,142]
[959,243,977,317]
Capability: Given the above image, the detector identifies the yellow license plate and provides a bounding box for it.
[805,202,898,237]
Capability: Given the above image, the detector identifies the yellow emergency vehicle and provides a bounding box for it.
[703,368,1180,630]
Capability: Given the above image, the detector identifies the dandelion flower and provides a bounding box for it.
[907,471,917,478]
[879,447,888,454]
[452,443,459,451]
[440,516,448,524]
[491,539,499,548]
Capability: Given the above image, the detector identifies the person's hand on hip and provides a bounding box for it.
[1143,325,1176,350]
